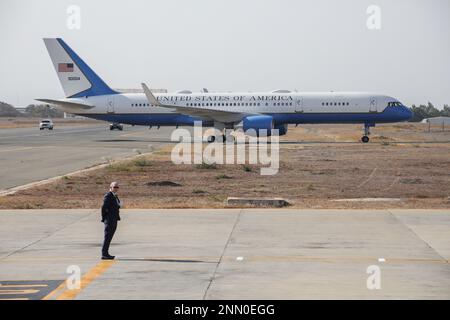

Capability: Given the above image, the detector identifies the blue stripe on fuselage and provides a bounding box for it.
[79,106,411,126]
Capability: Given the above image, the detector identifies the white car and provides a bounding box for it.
[39,119,54,130]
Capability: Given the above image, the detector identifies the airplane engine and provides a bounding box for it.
[274,123,288,136]
[242,115,274,136]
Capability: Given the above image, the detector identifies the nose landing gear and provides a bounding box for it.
[361,123,374,143]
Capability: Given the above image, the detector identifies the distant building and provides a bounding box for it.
[14,106,27,114]
[421,116,450,125]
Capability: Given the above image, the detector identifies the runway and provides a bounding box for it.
[0,124,175,190]
[1,209,449,299]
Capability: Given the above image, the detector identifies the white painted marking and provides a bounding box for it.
[236,257,244,261]
[378,258,386,262]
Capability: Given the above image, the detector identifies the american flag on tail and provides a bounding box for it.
[58,63,74,72]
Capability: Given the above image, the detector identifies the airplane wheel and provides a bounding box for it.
[361,136,369,143]
[223,135,235,143]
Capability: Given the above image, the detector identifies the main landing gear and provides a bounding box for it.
[361,123,374,143]
[206,134,235,143]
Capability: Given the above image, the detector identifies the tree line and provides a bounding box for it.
[409,103,450,122]
[0,102,64,118]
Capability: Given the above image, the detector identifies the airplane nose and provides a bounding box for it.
[403,106,413,121]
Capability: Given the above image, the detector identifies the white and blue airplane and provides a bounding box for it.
[38,38,412,143]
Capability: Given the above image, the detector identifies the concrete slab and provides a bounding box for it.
[0,209,449,299]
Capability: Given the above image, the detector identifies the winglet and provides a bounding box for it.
[141,83,161,106]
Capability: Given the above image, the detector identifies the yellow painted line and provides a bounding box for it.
[54,260,116,300]
[0,284,48,288]
[0,147,34,153]
[42,281,68,300]
[0,289,40,295]
[119,131,148,137]
[0,146,56,153]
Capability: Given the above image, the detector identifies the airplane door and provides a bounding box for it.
[369,97,377,112]
[106,96,115,113]
[295,97,303,113]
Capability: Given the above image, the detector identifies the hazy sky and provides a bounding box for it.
[0,0,449,108]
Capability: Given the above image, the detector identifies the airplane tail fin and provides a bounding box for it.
[43,38,117,98]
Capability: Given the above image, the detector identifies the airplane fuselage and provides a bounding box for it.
[66,91,412,127]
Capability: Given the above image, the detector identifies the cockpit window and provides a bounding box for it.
[388,101,402,107]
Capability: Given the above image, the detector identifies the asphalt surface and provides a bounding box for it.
[0,209,449,300]
[0,124,175,190]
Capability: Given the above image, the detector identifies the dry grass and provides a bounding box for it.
[1,123,450,209]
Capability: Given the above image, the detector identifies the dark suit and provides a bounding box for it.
[101,191,121,256]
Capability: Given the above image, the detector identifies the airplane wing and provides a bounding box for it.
[141,83,251,123]
[35,99,95,111]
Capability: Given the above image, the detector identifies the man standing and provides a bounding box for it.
[101,182,121,260]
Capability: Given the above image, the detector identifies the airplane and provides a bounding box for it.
[37,38,413,143]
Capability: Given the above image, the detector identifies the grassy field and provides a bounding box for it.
[0,123,449,209]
